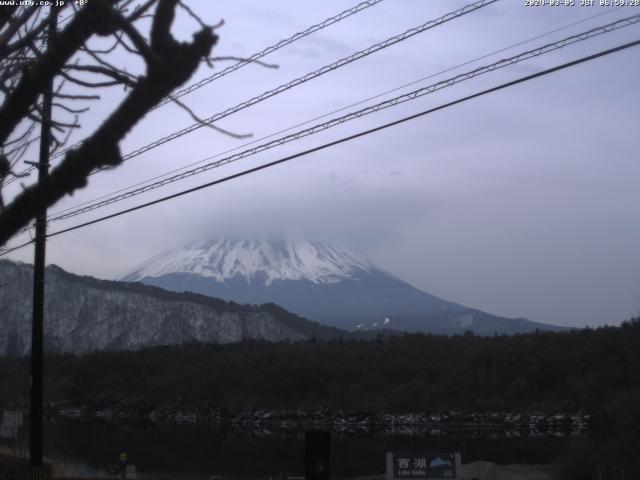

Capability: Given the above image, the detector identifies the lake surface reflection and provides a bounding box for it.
[43,419,576,479]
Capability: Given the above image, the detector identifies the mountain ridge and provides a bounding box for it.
[123,238,567,335]
[0,259,345,355]
[121,238,374,286]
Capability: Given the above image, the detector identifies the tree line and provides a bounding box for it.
[1,319,639,418]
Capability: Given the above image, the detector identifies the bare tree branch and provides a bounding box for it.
[177,1,212,30]
[0,0,218,245]
[109,8,160,63]
[54,92,101,100]
[59,70,128,89]
[53,102,90,114]
[0,6,38,52]
[0,0,122,145]
[61,65,137,88]
[169,94,252,139]
[0,8,55,57]
[209,55,278,69]
[126,0,159,22]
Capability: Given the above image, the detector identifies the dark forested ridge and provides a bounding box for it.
[1,319,639,416]
[0,260,348,355]
[2,320,640,475]
[0,260,564,357]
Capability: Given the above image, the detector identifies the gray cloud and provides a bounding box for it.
[5,0,640,329]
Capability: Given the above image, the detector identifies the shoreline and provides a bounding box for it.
[34,406,591,436]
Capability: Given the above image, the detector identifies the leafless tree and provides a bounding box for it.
[0,0,222,247]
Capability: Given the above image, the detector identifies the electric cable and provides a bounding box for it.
[42,14,640,225]
[43,6,627,219]
[53,0,499,171]
[152,0,388,110]
[2,37,638,257]
[7,0,389,182]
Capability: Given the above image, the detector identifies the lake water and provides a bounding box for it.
[34,419,579,479]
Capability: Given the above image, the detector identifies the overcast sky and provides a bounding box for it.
[4,0,640,328]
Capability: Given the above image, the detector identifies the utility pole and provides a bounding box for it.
[30,7,57,480]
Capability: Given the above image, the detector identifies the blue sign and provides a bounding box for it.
[386,452,461,480]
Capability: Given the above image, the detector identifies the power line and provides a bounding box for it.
[5,7,636,244]
[43,6,627,221]
[0,0,479,200]
[41,14,640,225]
[44,0,388,165]
[153,0,387,110]
[2,37,638,257]
[5,10,637,247]
[85,0,499,174]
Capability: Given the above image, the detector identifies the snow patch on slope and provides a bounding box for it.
[121,239,374,285]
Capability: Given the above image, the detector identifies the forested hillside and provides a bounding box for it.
[0,260,344,355]
[2,320,640,476]
[1,320,638,416]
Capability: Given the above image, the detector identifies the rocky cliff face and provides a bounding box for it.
[0,260,313,355]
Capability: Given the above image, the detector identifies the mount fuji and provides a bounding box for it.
[121,238,564,335]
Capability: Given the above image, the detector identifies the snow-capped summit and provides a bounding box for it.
[122,237,565,336]
[121,238,374,286]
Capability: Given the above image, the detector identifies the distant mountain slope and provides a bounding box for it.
[0,260,343,355]
[122,238,566,335]
[122,238,374,285]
